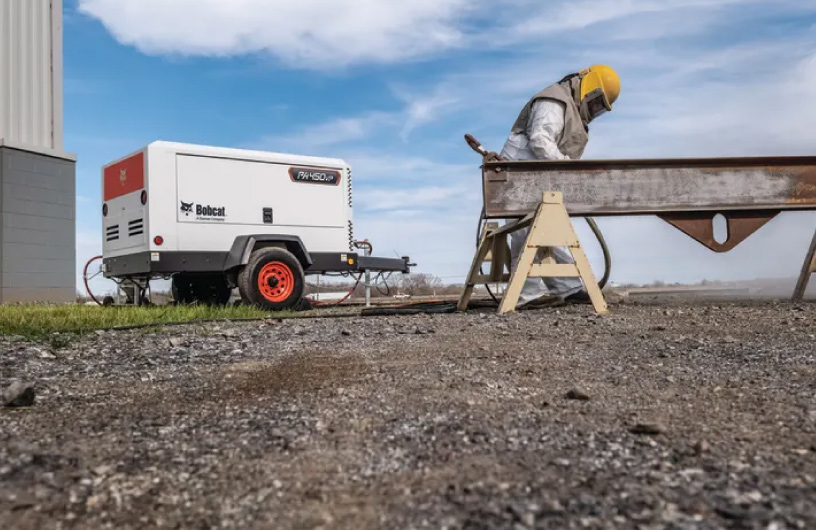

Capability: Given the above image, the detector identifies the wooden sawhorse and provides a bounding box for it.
[793,228,816,302]
[458,192,608,315]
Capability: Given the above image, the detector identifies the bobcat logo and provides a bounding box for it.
[180,201,194,216]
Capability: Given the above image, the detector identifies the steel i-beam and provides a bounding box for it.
[467,136,816,252]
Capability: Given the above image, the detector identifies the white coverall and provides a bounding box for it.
[499,99,584,305]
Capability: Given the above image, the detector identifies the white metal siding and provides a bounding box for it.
[0,0,64,152]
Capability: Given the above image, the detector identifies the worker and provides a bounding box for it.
[500,65,620,307]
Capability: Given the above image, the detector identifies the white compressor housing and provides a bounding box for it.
[100,141,411,309]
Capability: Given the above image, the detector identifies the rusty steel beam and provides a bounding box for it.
[479,154,816,252]
[482,156,816,217]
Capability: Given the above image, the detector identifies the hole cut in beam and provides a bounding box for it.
[713,214,728,245]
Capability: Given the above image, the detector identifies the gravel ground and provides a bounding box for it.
[2,300,816,529]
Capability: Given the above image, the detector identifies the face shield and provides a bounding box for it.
[585,92,609,121]
[580,88,611,124]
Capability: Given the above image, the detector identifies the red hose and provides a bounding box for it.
[308,273,364,307]
[308,241,372,308]
[83,255,104,306]
[354,240,373,254]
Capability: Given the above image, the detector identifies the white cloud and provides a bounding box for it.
[255,89,461,153]
[344,152,471,182]
[256,112,394,152]
[509,0,758,36]
[390,87,460,141]
[355,185,476,213]
[78,0,815,71]
[77,0,472,68]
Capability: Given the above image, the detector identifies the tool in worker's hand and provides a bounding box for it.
[464,134,490,157]
[464,134,505,164]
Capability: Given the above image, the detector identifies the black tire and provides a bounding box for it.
[173,274,232,306]
[238,247,305,311]
[192,274,232,306]
[171,274,196,305]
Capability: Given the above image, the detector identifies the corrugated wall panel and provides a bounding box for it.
[1,147,76,302]
[0,0,62,152]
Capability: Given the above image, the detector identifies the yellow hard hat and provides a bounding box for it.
[578,65,620,122]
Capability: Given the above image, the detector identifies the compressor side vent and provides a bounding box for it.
[128,219,144,237]
[105,224,120,242]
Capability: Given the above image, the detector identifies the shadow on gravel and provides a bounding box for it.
[220,353,369,399]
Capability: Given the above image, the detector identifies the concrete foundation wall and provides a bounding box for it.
[0,146,76,303]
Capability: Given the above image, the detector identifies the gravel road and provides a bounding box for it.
[2,300,816,529]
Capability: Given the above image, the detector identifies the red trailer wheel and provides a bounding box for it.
[238,248,304,311]
[257,262,295,303]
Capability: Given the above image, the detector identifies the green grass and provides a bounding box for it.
[0,304,291,344]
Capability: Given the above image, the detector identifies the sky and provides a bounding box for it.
[66,0,816,295]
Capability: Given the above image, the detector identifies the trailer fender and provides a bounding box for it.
[224,235,313,271]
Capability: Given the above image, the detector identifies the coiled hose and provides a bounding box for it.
[586,217,612,289]
[83,255,105,306]
[476,209,611,304]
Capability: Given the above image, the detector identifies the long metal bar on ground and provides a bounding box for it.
[482,156,816,218]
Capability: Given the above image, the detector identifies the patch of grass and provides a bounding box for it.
[0,304,292,343]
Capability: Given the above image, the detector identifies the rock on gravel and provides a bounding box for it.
[2,382,36,407]
[694,440,711,454]
[564,389,590,401]
[629,423,665,436]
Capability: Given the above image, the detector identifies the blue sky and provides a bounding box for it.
[67,0,816,292]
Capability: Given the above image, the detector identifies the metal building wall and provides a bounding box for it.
[0,0,64,152]
[0,0,74,304]
[0,145,75,303]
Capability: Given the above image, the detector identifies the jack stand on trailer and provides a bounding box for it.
[458,192,608,315]
[83,255,153,307]
[354,240,375,307]
[108,277,152,307]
